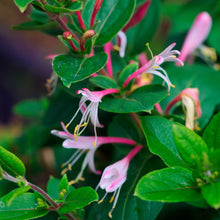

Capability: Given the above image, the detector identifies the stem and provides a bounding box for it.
[56,17,80,43]
[104,42,113,78]
[2,170,76,220]
[76,11,86,31]
[99,68,108,76]
[129,113,142,131]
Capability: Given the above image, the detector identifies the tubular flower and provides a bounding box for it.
[96,145,142,218]
[165,88,202,130]
[51,122,136,182]
[123,43,183,90]
[117,31,127,58]
[178,12,212,64]
[66,88,119,147]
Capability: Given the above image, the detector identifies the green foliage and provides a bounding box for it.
[0,146,25,177]
[14,0,33,13]
[0,193,48,220]
[140,116,186,167]
[53,52,108,87]
[173,123,209,171]
[135,167,202,202]
[59,187,98,214]
[82,0,136,45]
[203,112,220,151]
[90,75,118,89]
[100,85,168,113]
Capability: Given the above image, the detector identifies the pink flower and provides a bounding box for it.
[66,88,119,146]
[123,43,183,90]
[51,122,136,182]
[178,12,212,64]
[165,88,202,130]
[96,145,142,218]
[123,0,152,32]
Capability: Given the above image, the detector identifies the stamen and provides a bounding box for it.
[68,164,72,171]
[98,200,103,204]
[93,142,96,147]
[61,168,68,175]
[69,180,76,185]
[108,211,113,218]
[171,55,176,58]
[110,196,114,203]
[170,83,175,88]
[65,123,70,129]
[74,134,78,141]
[113,45,120,51]
[98,192,108,204]
[79,177,85,181]
[61,163,66,168]
[153,66,159,69]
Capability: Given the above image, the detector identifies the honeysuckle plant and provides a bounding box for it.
[1,0,220,219]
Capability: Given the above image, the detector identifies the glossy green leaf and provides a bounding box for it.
[118,63,138,89]
[44,1,82,13]
[173,123,209,170]
[100,85,168,113]
[0,146,25,177]
[13,98,48,118]
[203,112,220,151]
[126,0,160,55]
[14,0,33,13]
[140,116,187,167]
[59,187,98,214]
[82,0,136,45]
[208,18,220,54]
[160,64,220,128]
[0,193,48,220]
[53,52,108,87]
[208,149,220,172]
[135,167,202,202]
[201,181,220,209]
[90,75,118,89]
[47,176,62,200]
[58,174,69,195]
[2,186,31,206]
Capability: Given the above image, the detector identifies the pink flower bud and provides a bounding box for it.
[178,12,212,64]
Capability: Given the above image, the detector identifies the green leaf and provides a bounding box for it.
[0,146,25,177]
[208,18,220,54]
[0,193,48,220]
[100,85,168,113]
[173,123,209,170]
[201,181,220,209]
[2,186,31,206]
[140,116,187,167]
[118,63,138,89]
[13,0,33,13]
[58,174,69,195]
[126,0,160,55]
[44,1,82,13]
[59,187,98,214]
[13,98,48,118]
[47,176,61,200]
[82,0,136,45]
[90,75,118,89]
[53,52,108,87]
[160,64,220,128]
[12,21,57,31]
[203,112,220,151]
[135,167,202,202]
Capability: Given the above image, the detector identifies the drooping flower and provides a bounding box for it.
[117,31,127,58]
[123,43,183,90]
[96,145,142,218]
[178,12,212,64]
[66,88,119,146]
[165,88,202,130]
[51,122,136,182]
[104,42,113,78]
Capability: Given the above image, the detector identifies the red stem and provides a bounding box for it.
[76,11,86,31]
